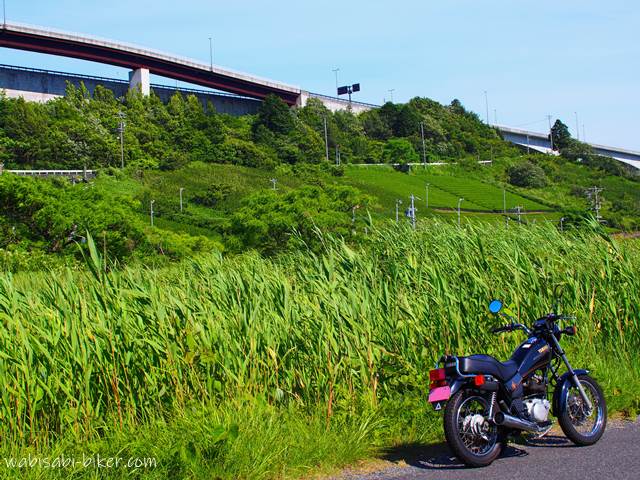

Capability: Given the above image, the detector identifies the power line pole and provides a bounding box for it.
[150,200,155,227]
[585,187,604,222]
[323,116,329,162]
[3,0,6,28]
[388,89,395,103]
[547,115,554,151]
[574,111,580,141]
[457,198,464,226]
[515,205,523,223]
[117,111,126,169]
[409,194,416,230]
[420,122,427,167]
[425,183,430,209]
[179,187,184,212]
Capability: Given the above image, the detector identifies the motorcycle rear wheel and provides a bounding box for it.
[444,389,504,467]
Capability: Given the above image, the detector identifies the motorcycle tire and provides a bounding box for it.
[557,374,607,446]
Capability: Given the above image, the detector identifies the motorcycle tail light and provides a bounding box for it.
[474,375,485,386]
[429,368,446,382]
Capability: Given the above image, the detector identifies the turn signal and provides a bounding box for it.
[474,375,485,386]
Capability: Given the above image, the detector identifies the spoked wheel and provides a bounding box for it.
[558,374,607,445]
[444,390,504,467]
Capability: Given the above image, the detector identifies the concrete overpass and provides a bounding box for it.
[496,125,640,170]
[0,21,376,113]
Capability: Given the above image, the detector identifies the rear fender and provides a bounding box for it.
[552,369,589,417]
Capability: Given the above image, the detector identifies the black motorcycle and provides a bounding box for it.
[428,299,607,467]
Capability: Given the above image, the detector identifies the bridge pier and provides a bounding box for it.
[128,68,150,96]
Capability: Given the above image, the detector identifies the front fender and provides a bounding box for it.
[552,369,589,417]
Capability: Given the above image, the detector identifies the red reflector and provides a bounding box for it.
[429,368,446,382]
[474,375,485,386]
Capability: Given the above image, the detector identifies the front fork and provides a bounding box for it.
[549,335,593,411]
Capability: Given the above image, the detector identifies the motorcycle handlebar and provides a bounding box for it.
[491,325,513,334]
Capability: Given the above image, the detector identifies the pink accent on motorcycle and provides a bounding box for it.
[428,386,451,403]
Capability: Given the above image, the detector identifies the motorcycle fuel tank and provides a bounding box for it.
[510,336,552,377]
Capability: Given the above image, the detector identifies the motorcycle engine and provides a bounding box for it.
[524,398,551,423]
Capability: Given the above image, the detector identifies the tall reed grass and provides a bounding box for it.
[0,221,638,445]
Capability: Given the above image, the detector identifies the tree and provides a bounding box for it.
[253,94,294,136]
[507,161,548,188]
[551,119,571,150]
[382,138,419,165]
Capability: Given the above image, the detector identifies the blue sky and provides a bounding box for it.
[1,0,638,150]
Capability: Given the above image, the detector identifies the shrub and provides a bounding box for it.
[508,161,548,188]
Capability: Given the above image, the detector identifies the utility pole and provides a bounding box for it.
[179,187,184,212]
[409,194,416,230]
[323,116,329,162]
[209,37,213,70]
[332,68,340,91]
[395,199,402,223]
[560,217,565,232]
[515,205,523,223]
[547,115,554,151]
[335,145,341,166]
[484,90,489,125]
[388,89,394,103]
[3,0,6,28]
[585,187,604,222]
[270,178,277,190]
[425,183,430,209]
[457,198,464,226]
[494,109,497,125]
[117,111,126,169]
[574,112,580,141]
[420,122,426,167]
[503,189,506,214]
[582,124,586,143]
[150,200,155,227]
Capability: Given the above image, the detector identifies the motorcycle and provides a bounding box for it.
[428,299,607,467]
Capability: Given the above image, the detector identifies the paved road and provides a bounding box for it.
[335,420,640,480]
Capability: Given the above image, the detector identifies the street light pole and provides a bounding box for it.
[3,0,6,28]
[547,115,554,151]
[179,187,184,212]
[420,122,426,167]
[395,199,402,223]
[332,68,339,92]
[457,198,464,226]
[150,200,155,227]
[484,90,489,125]
[209,37,213,70]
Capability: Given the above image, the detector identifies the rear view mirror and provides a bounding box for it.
[489,299,503,314]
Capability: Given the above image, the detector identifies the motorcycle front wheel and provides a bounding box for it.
[444,389,504,467]
[557,374,607,445]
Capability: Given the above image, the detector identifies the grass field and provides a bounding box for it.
[342,166,555,214]
[1,222,638,479]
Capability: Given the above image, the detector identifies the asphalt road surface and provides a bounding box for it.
[335,419,640,480]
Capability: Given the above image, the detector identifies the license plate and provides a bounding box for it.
[428,386,451,411]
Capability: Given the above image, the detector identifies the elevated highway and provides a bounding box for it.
[0,21,301,104]
[496,125,640,170]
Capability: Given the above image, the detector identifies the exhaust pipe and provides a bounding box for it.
[493,411,544,432]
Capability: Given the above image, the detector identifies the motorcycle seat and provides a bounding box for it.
[458,354,518,382]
